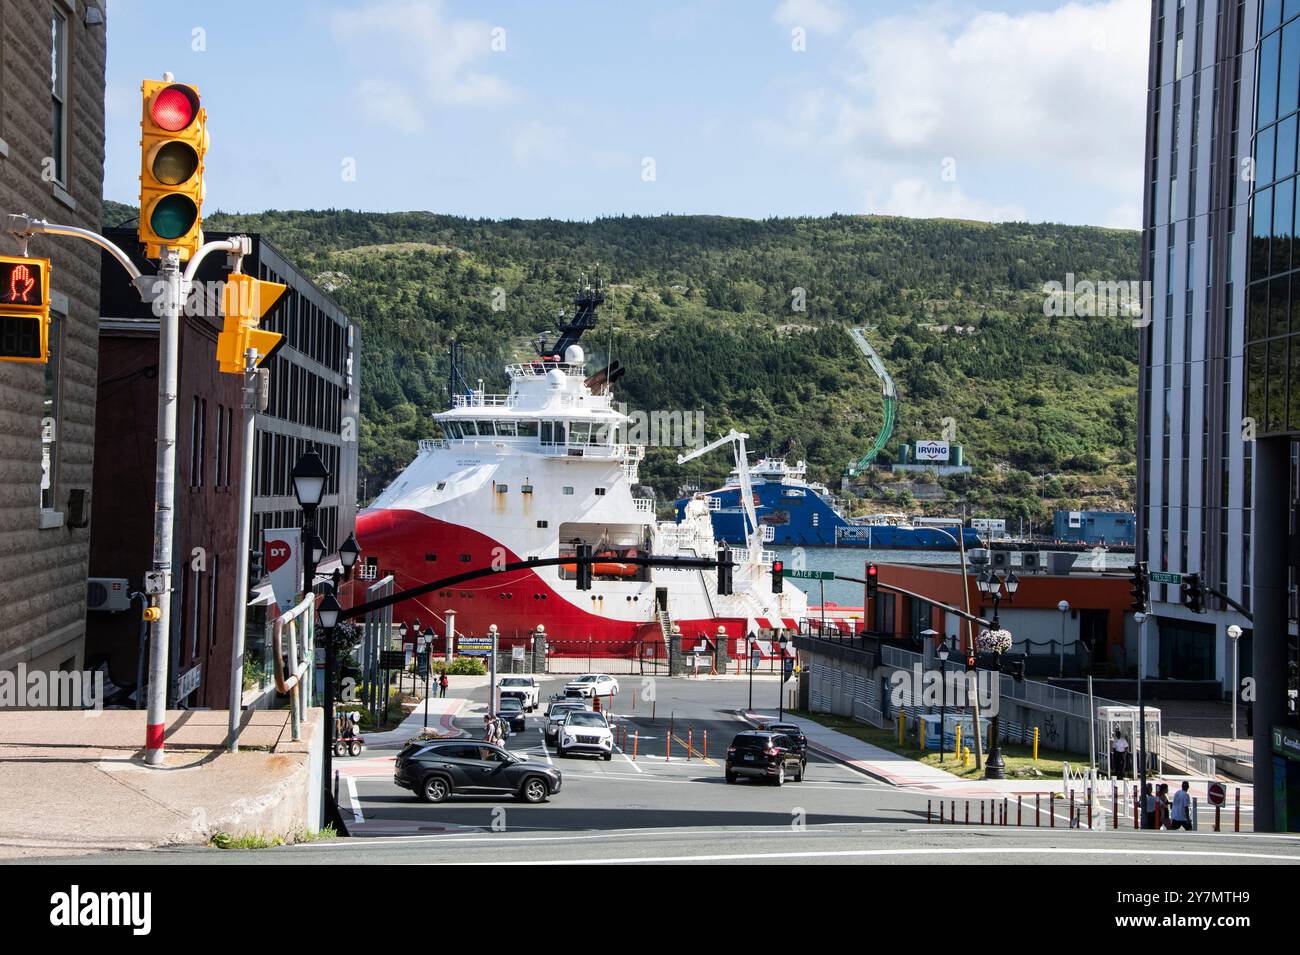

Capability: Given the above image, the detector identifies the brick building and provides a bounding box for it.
[0,0,106,674]
[87,230,359,708]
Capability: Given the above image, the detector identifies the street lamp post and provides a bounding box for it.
[977,570,1017,781]
[747,630,756,714]
[1134,611,1148,816]
[1057,599,1071,677]
[422,625,436,731]
[318,590,342,813]
[927,629,946,761]
[1227,624,1242,742]
[488,624,499,716]
[777,634,789,720]
[291,448,329,595]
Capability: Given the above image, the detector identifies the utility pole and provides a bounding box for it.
[228,349,268,750]
[143,246,182,765]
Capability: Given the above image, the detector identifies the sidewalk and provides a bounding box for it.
[362,696,470,747]
[0,708,323,858]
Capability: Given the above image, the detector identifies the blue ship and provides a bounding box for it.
[675,458,982,550]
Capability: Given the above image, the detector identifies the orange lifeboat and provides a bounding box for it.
[562,549,640,577]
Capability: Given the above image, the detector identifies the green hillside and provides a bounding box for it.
[101,202,1141,524]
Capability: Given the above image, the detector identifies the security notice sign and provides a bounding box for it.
[458,636,494,657]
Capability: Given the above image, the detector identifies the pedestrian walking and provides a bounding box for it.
[1141,782,1156,830]
[483,713,498,744]
[439,671,449,698]
[1170,780,1192,830]
[1157,783,1172,829]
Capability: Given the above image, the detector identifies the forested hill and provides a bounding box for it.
[101,202,1141,520]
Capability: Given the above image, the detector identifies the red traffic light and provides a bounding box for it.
[772,560,783,574]
[150,85,198,131]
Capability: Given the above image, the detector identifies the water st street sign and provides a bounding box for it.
[782,569,834,581]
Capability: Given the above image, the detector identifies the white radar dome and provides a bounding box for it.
[546,369,565,388]
[564,344,584,365]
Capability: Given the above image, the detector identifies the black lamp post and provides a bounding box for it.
[318,589,342,810]
[925,628,944,760]
[339,532,361,581]
[291,449,329,594]
[977,569,1018,780]
[422,625,435,729]
[777,633,789,720]
[747,630,757,714]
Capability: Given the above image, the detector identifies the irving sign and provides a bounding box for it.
[914,440,950,462]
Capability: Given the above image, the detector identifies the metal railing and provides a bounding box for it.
[633,497,655,513]
[271,593,316,742]
[417,438,448,452]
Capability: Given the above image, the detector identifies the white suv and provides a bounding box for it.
[557,710,614,760]
[497,676,540,711]
[563,673,619,699]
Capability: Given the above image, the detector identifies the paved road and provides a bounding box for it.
[16,676,1300,864]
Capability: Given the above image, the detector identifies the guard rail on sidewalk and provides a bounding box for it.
[271,593,316,743]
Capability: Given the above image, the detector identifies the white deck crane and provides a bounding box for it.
[677,429,763,563]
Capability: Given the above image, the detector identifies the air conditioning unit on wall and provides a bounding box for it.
[87,577,131,612]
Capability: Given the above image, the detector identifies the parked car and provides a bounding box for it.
[563,673,620,699]
[762,722,807,754]
[724,731,805,785]
[499,688,530,712]
[394,739,561,803]
[556,710,614,760]
[497,696,528,733]
[498,675,540,711]
[544,700,588,742]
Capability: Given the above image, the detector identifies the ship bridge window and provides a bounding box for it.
[568,421,592,445]
[516,420,538,437]
[495,420,517,437]
[459,421,478,436]
[592,423,610,445]
[443,422,462,439]
[541,421,566,445]
[496,484,508,493]
[476,420,496,436]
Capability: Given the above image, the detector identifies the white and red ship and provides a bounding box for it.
[355,287,806,658]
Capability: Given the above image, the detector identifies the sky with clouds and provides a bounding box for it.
[103,0,1149,228]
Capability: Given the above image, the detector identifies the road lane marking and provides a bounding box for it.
[466,846,1300,865]
[536,727,553,766]
[346,776,364,824]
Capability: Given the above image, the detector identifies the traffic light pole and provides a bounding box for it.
[228,350,267,751]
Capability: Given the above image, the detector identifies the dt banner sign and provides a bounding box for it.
[263,528,302,613]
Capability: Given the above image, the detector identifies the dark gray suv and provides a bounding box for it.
[394,740,562,803]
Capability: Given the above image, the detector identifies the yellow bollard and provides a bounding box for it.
[897,712,905,746]
[919,719,926,752]
[955,724,962,762]
[963,746,971,768]
[1033,726,1039,762]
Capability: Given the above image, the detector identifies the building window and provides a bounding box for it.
[50,9,68,185]
[190,565,204,662]
[595,487,606,496]
[214,405,225,488]
[562,486,574,495]
[190,397,206,488]
[208,554,219,650]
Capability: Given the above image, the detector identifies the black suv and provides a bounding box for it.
[725,732,806,785]
[763,722,807,754]
[498,696,528,732]
[394,740,561,803]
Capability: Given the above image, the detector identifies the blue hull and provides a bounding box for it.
[675,484,981,550]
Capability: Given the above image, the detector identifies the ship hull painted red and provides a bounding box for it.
[356,508,746,655]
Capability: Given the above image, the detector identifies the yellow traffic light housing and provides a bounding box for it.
[216,273,287,374]
[138,79,207,261]
[0,256,52,363]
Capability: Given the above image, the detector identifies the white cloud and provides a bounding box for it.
[511,120,566,167]
[773,0,851,35]
[331,0,514,130]
[870,176,1027,222]
[765,0,1148,224]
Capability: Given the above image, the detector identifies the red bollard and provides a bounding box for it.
[1087,788,1093,830]
[687,728,694,760]
[981,802,985,825]
[1215,805,1221,832]
[1036,793,1041,827]
[1113,785,1118,829]
[1133,785,1139,829]
[1003,797,1008,826]
[703,730,708,760]
[1017,795,1023,827]
[1069,790,1075,828]
[965,801,970,825]
[1235,788,1241,833]
[1050,792,1056,827]
[929,800,933,824]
